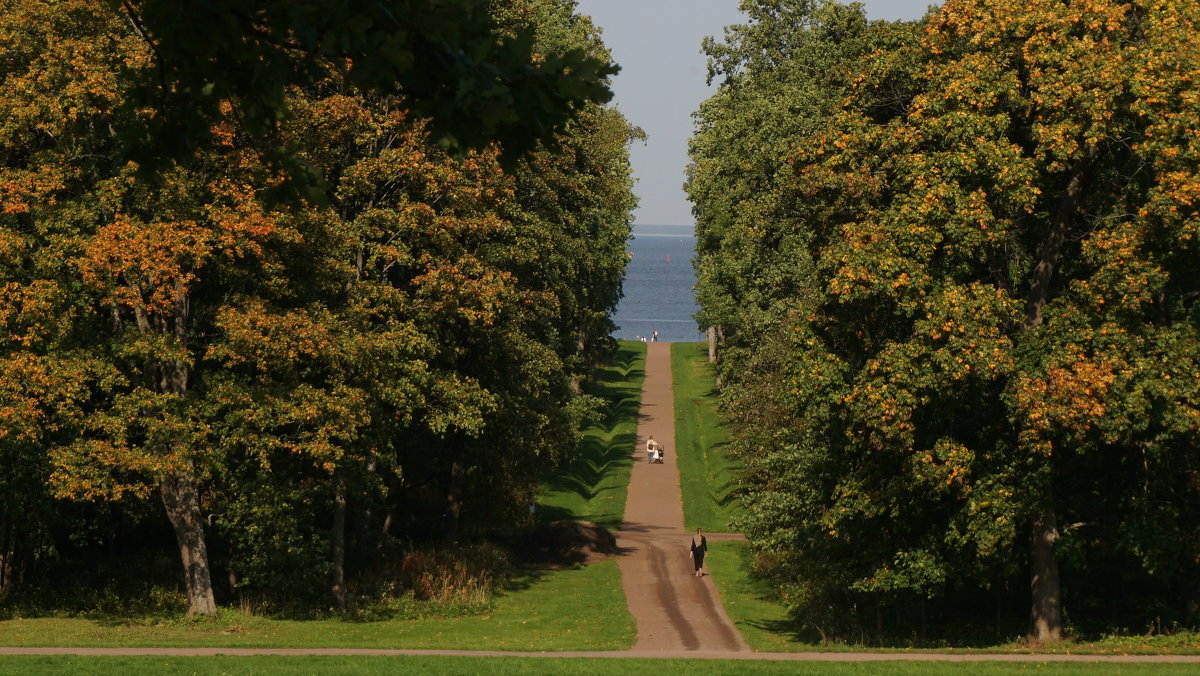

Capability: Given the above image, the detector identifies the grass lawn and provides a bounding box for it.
[0,560,633,651]
[671,342,742,532]
[539,340,644,530]
[707,540,804,652]
[1,656,1197,675]
[710,540,1200,656]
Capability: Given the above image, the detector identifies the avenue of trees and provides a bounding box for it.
[0,0,638,615]
[690,0,1200,642]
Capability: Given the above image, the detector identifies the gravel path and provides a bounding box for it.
[615,341,749,653]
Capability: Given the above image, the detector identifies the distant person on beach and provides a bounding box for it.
[652,329,659,342]
[646,435,659,463]
[690,527,708,576]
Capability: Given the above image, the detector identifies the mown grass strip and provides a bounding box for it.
[539,340,645,529]
[0,560,632,651]
[1,655,1196,675]
[671,342,742,532]
[709,540,1200,656]
[707,540,811,652]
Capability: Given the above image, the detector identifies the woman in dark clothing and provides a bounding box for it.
[689,527,708,576]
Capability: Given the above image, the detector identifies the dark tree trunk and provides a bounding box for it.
[875,597,884,641]
[1023,146,1096,330]
[331,482,347,609]
[1018,147,1096,642]
[0,518,18,601]
[1028,510,1063,642]
[160,469,216,616]
[443,460,465,544]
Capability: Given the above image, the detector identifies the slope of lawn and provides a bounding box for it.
[539,340,645,529]
[671,342,742,532]
[0,560,632,650]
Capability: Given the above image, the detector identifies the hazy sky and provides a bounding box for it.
[573,0,942,226]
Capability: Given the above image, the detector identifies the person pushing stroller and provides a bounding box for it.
[645,436,665,464]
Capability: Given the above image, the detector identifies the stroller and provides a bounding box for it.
[651,445,665,464]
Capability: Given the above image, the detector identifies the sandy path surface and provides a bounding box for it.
[614,341,749,653]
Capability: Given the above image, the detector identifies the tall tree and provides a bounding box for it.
[2,0,633,615]
[692,0,1200,641]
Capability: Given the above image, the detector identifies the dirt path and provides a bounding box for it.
[614,341,749,653]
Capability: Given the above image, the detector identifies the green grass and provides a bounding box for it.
[710,541,1200,656]
[707,540,806,652]
[539,340,645,529]
[0,560,633,651]
[671,342,742,532]
[1,656,1198,675]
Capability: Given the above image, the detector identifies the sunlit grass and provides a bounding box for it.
[2,655,1198,675]
[0,560,633,651]
[671,342,742,532]
[539,340,644,529]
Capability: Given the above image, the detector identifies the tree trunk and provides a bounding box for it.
[1023,146,1097,331]
[443,460,465,544]
[570,330,586,394]
[160,469,217,616]
[1028,510,1063,642]
[707,326,718,363]
[0,519,15,601]
[1018,147,1095,642]
[331,481,347,609]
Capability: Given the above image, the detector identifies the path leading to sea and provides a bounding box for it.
[614,341,749,653]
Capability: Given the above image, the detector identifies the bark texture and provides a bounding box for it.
[160,470,216,616]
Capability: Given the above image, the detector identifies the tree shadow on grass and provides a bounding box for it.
[540,344,643,530]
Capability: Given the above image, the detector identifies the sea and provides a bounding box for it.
[611,224,703,343]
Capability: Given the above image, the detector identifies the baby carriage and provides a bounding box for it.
[651,445,665,464]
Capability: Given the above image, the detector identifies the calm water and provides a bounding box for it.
[612,224,702,343]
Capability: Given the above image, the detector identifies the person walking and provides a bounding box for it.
[645,435,658,463]
[689,527,708,576]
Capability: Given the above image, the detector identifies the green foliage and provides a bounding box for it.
[0,0,636,615]
[690,0,1200,642]
[110,0,618,177]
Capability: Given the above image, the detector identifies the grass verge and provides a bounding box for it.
[707,540,804,652]
[671,342,741,532]
[0,560,633,650]
[1,656,1197,675]
[539,340,644,530]
[710,541,1200,656]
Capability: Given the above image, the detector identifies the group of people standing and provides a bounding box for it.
[636,329,660,343]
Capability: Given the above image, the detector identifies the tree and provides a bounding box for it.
[2,0,634,615]
[692,0,1200,641]
[110,0,617,175]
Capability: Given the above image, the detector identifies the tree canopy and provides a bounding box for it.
[1,0,636,615]
[690,0,1200,642]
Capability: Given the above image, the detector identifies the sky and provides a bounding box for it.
[572,0,943,227]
